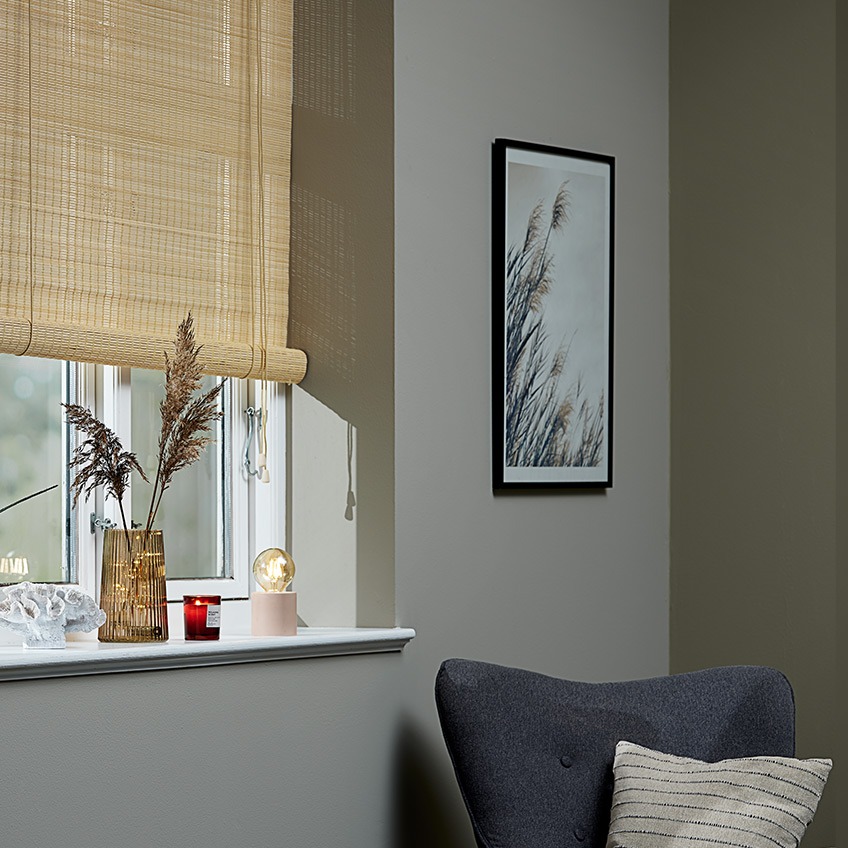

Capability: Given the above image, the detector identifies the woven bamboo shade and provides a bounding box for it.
[0,0,306,382]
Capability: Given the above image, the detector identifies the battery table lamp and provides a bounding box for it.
[251,548,296,637]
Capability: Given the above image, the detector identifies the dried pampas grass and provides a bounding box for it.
[64,313,225,540]
[146,314,224,532]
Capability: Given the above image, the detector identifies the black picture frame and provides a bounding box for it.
[493,138,614,490]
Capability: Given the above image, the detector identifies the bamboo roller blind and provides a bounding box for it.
[0,0,306,382]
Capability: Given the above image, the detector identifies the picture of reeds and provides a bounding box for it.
[493,139,613,488]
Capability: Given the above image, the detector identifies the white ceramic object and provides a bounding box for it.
[0,582,106,649]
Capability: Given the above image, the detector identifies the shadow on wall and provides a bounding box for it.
[290,0,393,425]
[288,0,394,626]
[391,716,470,848]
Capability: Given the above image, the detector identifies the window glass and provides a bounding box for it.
[0,354,66,584]
[129,369,230,580]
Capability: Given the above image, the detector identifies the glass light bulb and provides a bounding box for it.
[252,548,295,593]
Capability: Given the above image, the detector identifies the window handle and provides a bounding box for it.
[243,407,267,480]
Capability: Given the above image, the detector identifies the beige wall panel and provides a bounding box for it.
[670,2,838,843]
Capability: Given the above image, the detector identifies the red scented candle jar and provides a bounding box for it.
[183,595,221,641]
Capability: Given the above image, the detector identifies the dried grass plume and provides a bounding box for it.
[64,313,225,542]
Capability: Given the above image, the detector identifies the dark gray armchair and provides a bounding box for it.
[435,659,795,848]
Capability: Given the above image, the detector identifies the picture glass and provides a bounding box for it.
[494,140,613,488]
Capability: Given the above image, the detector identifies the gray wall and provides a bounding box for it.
[393,0,669,842]
[838,4,847,844]
[669,2,838,845]
[0,3,670,847]
[288,0,396,628]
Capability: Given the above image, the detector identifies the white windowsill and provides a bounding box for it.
[0,627,416,682]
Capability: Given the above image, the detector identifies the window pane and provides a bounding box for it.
[0,354,67,584]
[129,369,230,580]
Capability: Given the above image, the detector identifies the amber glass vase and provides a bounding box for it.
[99,529,169,643]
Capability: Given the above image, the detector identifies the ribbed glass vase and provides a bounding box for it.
[99,529,169,643]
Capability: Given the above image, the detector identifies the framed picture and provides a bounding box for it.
[492,138,614,489]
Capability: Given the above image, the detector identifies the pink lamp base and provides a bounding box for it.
[251,591,297,637]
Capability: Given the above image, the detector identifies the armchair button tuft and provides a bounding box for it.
[574,828,586,841]
[560,755,573,768]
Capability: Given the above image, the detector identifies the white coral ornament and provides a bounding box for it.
[0,582,106,649]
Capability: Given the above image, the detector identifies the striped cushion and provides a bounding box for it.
[606,740,831,848]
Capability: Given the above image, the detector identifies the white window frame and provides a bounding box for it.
[70,362,98,592]
[69,364,287,621]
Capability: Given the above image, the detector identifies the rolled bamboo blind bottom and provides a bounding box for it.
[1,316,307,384]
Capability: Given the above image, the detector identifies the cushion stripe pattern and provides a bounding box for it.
[606,741,831,848]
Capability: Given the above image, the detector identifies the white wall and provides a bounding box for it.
[0,3,669,847]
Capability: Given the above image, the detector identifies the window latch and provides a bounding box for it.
[89,513,117,535]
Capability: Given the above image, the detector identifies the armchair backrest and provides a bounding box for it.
[435,659,795,848]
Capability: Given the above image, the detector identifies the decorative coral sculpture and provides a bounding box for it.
[0,582,106,649]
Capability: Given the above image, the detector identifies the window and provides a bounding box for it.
[0,354,287,610]
[131,369,229,581]
[0,354,70,584]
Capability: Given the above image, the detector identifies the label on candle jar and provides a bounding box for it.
[205,605,221,628]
